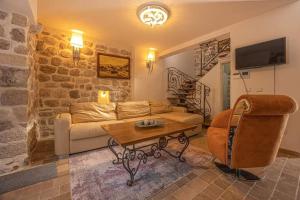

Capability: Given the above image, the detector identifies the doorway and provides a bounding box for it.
[221,62,231,110]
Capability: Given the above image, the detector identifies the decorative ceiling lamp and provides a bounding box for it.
[137,3,169,27]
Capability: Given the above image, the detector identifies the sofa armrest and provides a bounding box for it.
[211,109,233,128]
[54,113,71,156]
[171,106,187,113]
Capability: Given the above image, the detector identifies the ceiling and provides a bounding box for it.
[37,0,294,51]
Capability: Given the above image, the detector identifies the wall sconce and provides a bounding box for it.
[70,29,84,65]
[146,48,156,74]
[98,90,110,104]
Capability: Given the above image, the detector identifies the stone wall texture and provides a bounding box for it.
[36,28,132,138]
[0,10,33,174]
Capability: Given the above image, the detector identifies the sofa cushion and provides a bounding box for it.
[150,101,172,115]
[70,120,124,140]
[117,101,150,120]
[155,112,203,125]
[70,102,117,124]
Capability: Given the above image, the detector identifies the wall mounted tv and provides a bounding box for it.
[235,37,286,70]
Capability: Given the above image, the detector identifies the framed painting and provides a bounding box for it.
[97,53,130,79]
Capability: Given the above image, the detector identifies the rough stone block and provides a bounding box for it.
[12,106,27,122]
[83,69,95,77]
[52,75,70,82]
[11,13,27,27]
[0,127,26,143]
[57,67,68,75]
[38,56,48,64]
[14,45,28,55]
[69,90,80,99]
[0,120,13,132]
[59,50,72,58]
[52,89,68,98]
[40,65,56,74]
[0,25,4,37]
[39,111,53,117]
[43,36,57,45]
[0,142,26,159]
[51,57,62,66]
[0,89,28,106]
[85,84,93,90]
[38,74,50,82]
[81,48,93,56]
[61,82,74,89]
[70,69,80,76]
[0,66,28,87]
[0,11,8,20]
[0,39,10,50]
[39,88,51,97]
[36,40,45,51]
[10,28,25,43]
[44,100,59,107]
[42,47,57,56]
[60,99,72,107]
[0,53,27,66]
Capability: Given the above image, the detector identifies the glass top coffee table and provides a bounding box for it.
[102,118,197,186]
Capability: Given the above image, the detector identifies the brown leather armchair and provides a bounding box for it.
[207,95,298,180]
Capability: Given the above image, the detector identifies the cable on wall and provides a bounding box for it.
[238,71,249,95]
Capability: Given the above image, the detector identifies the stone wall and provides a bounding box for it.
[0,10,36,174]
[36,28,132,138]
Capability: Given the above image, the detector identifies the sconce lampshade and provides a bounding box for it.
[98,90,110,104]
[147,48,156,62]
[70,30,84,48]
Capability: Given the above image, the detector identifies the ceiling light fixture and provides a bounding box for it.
[137,3,169,27]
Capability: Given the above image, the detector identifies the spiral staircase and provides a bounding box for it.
[167,67,211,125]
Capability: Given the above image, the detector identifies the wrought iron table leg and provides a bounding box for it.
[122,146,147,186]
[107,137,122,164]
[177,133,189,162]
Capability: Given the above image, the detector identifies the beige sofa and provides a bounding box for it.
[54,101,204,156]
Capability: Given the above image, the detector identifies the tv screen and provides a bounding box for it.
[235,37,286,70]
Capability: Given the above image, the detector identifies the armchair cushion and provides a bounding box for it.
[211,109,233,128]
[207,127,228,164]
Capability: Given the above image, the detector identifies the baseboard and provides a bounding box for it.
[279,148,300,157]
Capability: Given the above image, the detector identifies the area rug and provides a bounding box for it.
[70,147,193,200]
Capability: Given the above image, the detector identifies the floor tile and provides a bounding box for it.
[248,185,273,200]
[271,190,295,200]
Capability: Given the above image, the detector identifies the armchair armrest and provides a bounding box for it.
[211,109,233,128]
[171,106,187,113]
[54,113,71,156]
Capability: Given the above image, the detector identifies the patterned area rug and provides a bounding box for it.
[70,144,212,200]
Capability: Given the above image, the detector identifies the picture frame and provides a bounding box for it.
[97,53,130,79]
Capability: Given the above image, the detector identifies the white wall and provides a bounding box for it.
[132,46,166,101]
[200,63,222,118]
[158,1,300,153]
[162,48,195,78]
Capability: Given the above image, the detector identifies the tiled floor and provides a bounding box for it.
[150,155,300,200]
[1,136,300,200]
[0,159,71,200]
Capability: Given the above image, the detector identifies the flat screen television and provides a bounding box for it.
[235,37,286,70]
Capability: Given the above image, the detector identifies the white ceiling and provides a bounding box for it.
[37,0,295,51]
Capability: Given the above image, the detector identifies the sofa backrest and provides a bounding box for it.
[70,102,117,123]
[149,101,172,115]
[117,101,150,120]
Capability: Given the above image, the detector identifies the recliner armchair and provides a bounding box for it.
[207,95,298,180]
